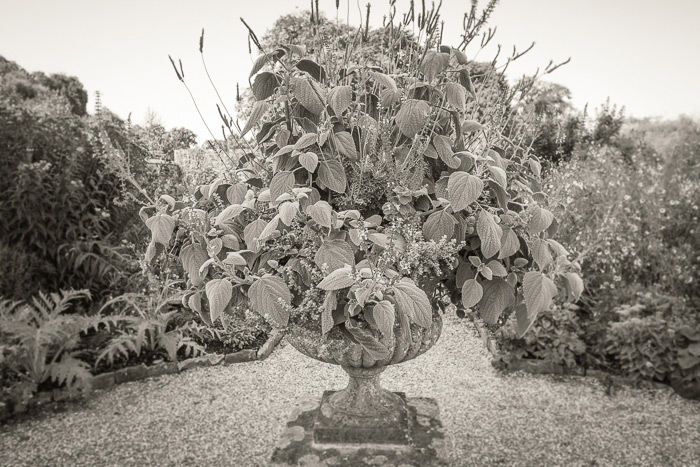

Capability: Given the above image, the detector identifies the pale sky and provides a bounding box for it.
[2,0,698,142]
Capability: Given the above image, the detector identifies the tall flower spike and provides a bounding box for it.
[168,55,183,81]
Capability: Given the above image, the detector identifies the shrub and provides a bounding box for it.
[0,242,54,299]
[0,290,123,405]
[495,304,586,368]
[602,291,700,385]
[544,132,700,305]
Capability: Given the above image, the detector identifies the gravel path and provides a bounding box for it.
[1,316,699,467]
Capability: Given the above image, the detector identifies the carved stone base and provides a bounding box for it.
[314,390,410,445]
[270,395,449,466]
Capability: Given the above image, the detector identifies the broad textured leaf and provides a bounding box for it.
[251,72,280,100]
[478,278,514,325]
[293,132,318,150]
[299,152,318,172]
[395,99,430,137]
[421,51,450,81]
[461,279,483,309]
[207,238,222,257]
[423,210,457,241]
[226,183,247,205]
[306,200,333,228]
[445,82,467,110]
[188,292,202,314]
[258,215,280,242]
[528,206,554,234]
[487,148,508,171]
[321,291,337,335]
[488,166,507,188]
[146,213,176,246]
[531,237,553,269]
[547,239,569,257]
[391,278,432,328]
[462,120,485,132]
[328,85,352,116]
[243,218,267,252]
[515,303,537,337]
[270,171,295,203]
[279,201,299,226]
[458,68,475,96]
[486,260,508,277]
[433,135,460,168]
[523,271,556,320]
[275,128,291,148]
[448,171,483,211]
[333,131,358,160]
[215,204,247,226]
[369,71,397,92]
[274,144,295,158]
[348,228,362,245]
[565,272,584,301]
[367,300,395,337]
[529,159,542,178]
[379,88,401,107]
[223,252,247,266]
[498,228,520,259]
[249,275,292,327]
[456,262,475,287]
[249,53,270,78]
[291,77,325,115]
[295,59,326,81]
[179,243,208,286]
[477,211,502,258]
[435,176,449,199]
[205,279,232,323]
[314,239,355,271]
[317,159,347,193]
[453,48,468,64]
[241,100,269,136]
[345,324,392,360]
[317,266,354,290]
[488,180,510,210]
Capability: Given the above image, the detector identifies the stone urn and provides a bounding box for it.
[271,312,448,466]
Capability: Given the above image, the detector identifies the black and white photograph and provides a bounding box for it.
[1,1,698,465]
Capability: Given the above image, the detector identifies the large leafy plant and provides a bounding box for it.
[0,290,122,397]
[144,4,582,360]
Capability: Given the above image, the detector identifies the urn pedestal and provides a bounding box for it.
[270,314,449,466]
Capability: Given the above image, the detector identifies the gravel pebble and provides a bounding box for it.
[1,316,699,466]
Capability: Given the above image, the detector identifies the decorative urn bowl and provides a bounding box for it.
[285,313,443,445]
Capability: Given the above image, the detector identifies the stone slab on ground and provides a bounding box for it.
[113,364,149,384]
[270,395,448,467]
[223,349,257,364]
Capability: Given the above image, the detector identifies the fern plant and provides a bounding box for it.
[0,290,121,396]
[95,283,206,368]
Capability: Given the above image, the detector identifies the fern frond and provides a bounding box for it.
[0,298,25,318]
[80,314,135,334]
[159,332,180,362]
[179,338,206,359]
[95,334,138,368]
[30,289,90,319]
[49,354,92,390]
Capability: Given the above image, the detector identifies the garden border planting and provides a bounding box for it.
[0,337,281,422]
[493,356,695,397]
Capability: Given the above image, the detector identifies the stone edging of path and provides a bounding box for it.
[0,332,287,422]
[495,357,700,400]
